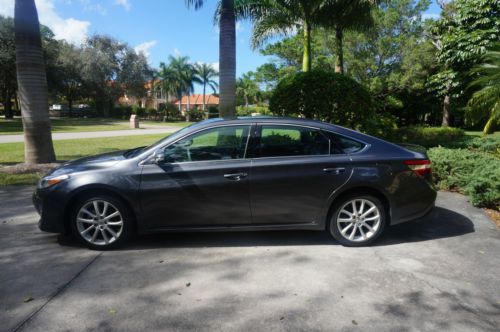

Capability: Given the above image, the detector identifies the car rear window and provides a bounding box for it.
[323,131,365,154]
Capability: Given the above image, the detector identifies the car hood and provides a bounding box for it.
[48,150,127,177]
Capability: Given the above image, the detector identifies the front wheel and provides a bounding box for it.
[70,194,134,250]
[329,195,386,247]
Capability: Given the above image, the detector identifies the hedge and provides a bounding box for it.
[428,147,500,208]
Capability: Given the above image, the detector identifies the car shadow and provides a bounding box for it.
[57,207,475,250]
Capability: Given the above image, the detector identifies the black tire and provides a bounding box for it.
[329,194,386,247]
[70,193,134,250]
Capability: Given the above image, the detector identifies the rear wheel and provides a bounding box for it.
[329,195,386,247]
[70,194,134,250]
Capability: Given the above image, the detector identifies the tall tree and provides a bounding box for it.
[194,62,219,113]
[236,72,260,106]
[0,16,16,119]
[186,0,236,118]
[14,0,55,163]
[168,55,194,112]
[320,0,375,73]
[467,43,500,135]
[429,0,499,127]
[237,0,330,72]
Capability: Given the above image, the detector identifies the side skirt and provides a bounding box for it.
[140,223,324,235]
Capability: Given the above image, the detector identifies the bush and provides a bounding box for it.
[187,108,204,122]
[145,108,157,120]
[383,127,467,148]
[236,105,271,117]
[269,70,374,130]
[428,147,500,208]
[208,106,219,119]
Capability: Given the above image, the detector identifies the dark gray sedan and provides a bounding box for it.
[33,117,436,249]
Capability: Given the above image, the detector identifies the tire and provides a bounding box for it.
[70,193,134,250]
[329,194,386,247]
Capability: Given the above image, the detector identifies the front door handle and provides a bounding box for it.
[224,172,248,181]
[323,167,345,174]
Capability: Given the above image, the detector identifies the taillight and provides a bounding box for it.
[404,159,432,176]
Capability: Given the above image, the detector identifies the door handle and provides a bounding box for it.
[323,167,345,174]
[224,172,248,181]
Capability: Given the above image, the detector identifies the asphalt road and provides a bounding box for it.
[0,186,499,332]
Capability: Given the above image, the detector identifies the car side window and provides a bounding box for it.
[258,125,330,158]
[161,125,250,163]
[323,131,365,154]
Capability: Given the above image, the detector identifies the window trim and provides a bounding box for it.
[251,123,332,160]
[322,129,370,155]
[145,124,253,165]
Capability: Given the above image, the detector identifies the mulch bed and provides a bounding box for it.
[0,163,60,175]
[484,208,500,228]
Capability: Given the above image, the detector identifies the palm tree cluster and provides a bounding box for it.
[235,0,375,73]
[155,56,218,115]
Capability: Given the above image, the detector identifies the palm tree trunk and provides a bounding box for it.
[442,94,450,127]
[15,0,55,163]
[335,28,344,74]
[186,91,191,122]
[483,113,496,135]
[219,0,236,118]
[202,82,207,119]
[302,20,312,72]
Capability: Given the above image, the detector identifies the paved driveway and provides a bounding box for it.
[0,187,499,332]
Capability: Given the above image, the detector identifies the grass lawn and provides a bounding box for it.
[465,130,500,138]
[0,118,191,135]
[0,133,166,186]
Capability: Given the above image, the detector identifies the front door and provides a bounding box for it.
[249,124,352,225]
[140,125,252,229]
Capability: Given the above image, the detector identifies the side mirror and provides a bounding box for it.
[151,150,165,164]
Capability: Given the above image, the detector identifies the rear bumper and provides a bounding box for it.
[391,198,435,225]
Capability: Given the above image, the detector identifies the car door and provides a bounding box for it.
[140,124,253,229]
[249,124,352,225]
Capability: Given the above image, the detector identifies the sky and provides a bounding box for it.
[0,0,442,93]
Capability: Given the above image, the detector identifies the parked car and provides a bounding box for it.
[33,117,436,249]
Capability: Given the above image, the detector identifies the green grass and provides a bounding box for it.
[465,130,500,138]
[0,134,167,185]
[0,133,167,164]
[0,118,191,135]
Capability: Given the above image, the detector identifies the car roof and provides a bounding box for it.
[196,116,340,129]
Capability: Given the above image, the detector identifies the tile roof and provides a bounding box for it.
[174,94,219,105]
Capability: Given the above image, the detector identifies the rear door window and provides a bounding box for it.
[257,125,330,158]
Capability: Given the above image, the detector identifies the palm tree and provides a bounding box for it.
[237,0,332,72]
[186,0,236,118]
[156,62,178,102]
[14,0,55,163]
[168,55,192,113]
[321,0,374,73]
[194,63,219,114]
[467,43,500,135]
[236,72,259,106]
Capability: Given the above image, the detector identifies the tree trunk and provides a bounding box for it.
[68,97,73,117]
[335,28,344,74]
[3,89,14,119]
[218,0,236,118]
[302,20,312,72]
[244,94,249,107]
[186,91,190,122]
[15,0,55,163]
[483,113,495,135]
[441,94,450,127]
[202,83,208,119]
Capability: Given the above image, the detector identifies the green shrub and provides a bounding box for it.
[236,105,271,117]
[269,70,374,130]
[452,135,500,156]
[187,108,204,122]
[383,127,467,148]
[428,147,500,208]
[208,106,219,119]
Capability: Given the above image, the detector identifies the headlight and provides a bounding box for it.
[38,174,70,189]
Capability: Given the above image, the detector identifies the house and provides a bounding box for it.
[174,94,219,113]
[118,79,174,110]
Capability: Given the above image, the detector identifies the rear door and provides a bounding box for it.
[248,124,352,225]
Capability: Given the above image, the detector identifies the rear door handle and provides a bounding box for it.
[224,172,248,181]
[323,167,345,174]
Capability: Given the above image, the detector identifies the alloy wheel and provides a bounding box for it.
[76,200,124,246]
[336,199,381,242]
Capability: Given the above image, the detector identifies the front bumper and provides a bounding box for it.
[33,188,67,233]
